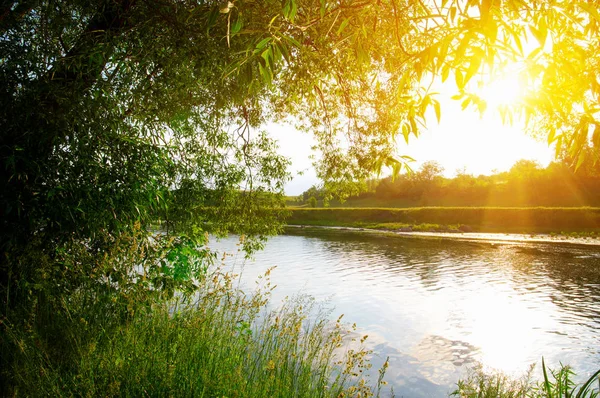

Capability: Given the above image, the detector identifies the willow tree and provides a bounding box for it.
[1,0,599,335]
[0,0,425,310]
[411,0,600,165]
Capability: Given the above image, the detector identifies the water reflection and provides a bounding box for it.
[209,229,600,397]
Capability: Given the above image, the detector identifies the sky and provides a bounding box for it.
[268,79,556,196]
[266,22,562,197]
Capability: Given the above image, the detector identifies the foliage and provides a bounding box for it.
[2,0,600,393]
[309,196,319,208]
[453,363,534,398]
[314,159,600,208]
[414,0,600,170]
[2,0,599,297]
[0,0,297,327]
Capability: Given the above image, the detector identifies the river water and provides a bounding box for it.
[209,228,600,397]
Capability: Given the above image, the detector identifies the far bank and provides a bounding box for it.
[285,207,600,236]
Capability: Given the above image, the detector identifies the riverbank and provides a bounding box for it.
[286,207,600,236]
[285,225,600,247]
[3,263,385,397]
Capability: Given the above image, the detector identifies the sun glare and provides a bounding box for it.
[478,75,524,109]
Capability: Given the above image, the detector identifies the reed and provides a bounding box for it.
[453,360,600,398]
[3,264,389,397]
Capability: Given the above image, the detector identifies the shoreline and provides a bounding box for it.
[284,224,600,247]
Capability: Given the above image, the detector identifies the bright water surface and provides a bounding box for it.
[210,229,600,397]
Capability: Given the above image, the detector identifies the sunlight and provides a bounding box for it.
[478,75,524,109]
[465,283,542,375]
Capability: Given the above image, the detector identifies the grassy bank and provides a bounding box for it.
[4,258,599,397]
[286,207,600,234]
[3,264,386,397]
[453,362,600,398]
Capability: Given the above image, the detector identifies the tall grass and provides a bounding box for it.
[3,263,389,397]
[453,360,600,398]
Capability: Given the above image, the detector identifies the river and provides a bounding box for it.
[208,228,600,397]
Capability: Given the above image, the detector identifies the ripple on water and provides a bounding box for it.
[211,230,600,398]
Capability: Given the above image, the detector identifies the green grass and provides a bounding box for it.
[4,258,599,397]
[3,265,388,397]
[286,207,600,235]
[3,232,599,397]
[453,360,600,398]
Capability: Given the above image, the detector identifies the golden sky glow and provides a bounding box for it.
[272,59,555,195]
[272,105,554,195]
[479,75,524,109]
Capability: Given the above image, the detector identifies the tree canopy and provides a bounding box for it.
[1,0,599,325]
[2,0,600,392]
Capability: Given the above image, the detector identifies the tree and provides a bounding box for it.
[509,159,541,180]
[414,1,600,168]
[2,0,600,381]
[302,186,323,203]
[417,161,445,182]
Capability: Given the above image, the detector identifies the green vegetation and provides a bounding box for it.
[287,207,600,235]
[453,360,600,398]
[295,160,600,208]
[2,0,600,395]
[5,261,387,397]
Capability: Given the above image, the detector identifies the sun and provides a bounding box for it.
[477,74,524,109]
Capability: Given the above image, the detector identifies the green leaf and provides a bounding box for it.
[409,116,417,135]
[256,37,272,50]
[575,149,586,172]
[575,367,600,398]
[577,2,600,23]
[449,6,457,22]
[231,15,243,34]
[289,0,298,22]
[547,127,556,145]
[527,47,542,60]
[283,0,291,19]
[555,135,563,158]
[258,62,272,85]
[207,6,220,32]
[461,97,471,110]
[283,35,301,48]
[402,123,410,144]
[261,47,272,68]
[337,18,350,35]
[529,24,546,47]
[542,358,553,396]
[465,56,481,85]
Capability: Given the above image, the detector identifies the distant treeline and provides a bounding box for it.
[297,159,600,207]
